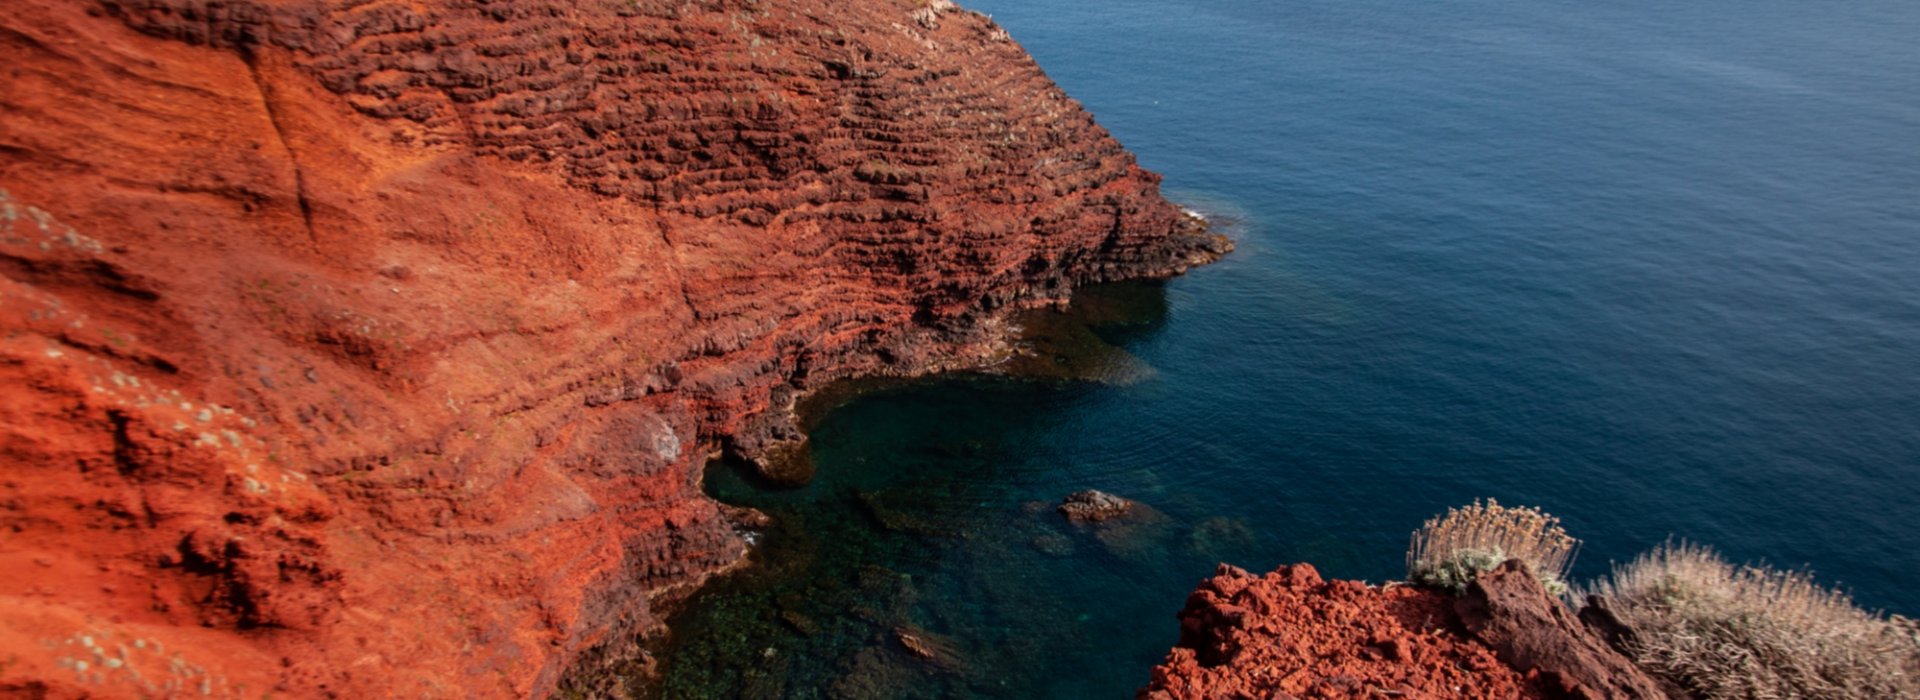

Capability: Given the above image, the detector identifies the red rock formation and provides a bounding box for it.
[1143,563,1678,700]
[1143,564,1550,700]
[0,0,1227,696]
[1455,561,1671,700]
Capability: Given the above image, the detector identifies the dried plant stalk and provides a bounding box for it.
[1405,498,1579,593]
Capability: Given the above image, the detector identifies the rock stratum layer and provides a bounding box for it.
[0,0,1226,696]
[1142,563,1672,700]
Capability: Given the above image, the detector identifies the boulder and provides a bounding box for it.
[1058,489,1136,522]
[1455,560,1671,700]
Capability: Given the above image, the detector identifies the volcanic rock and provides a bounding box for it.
[1144,560,1680,700]
[1142,563,1549,699]
[1058,489,1137,522]
[0,0,1227,696]
[1455,561,1671,700]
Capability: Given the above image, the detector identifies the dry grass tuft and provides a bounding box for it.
[1583,540,1920,699]
[1406,499,1578,594]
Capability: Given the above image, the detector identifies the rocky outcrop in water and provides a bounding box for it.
[0,0,1226,696]
[1058,489,1137,522]
[1142,562,1672,700]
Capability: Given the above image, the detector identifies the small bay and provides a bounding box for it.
[657,0,1920,696]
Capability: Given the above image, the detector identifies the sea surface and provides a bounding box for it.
[656,0,1920,697]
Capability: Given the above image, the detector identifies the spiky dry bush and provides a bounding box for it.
[1405,499,1578,594]
[1583,541,1920,699]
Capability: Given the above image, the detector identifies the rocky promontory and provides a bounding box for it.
[0,0,1225,696]
[1142,562,1671,700]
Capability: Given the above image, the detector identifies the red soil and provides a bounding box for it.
[0,0,1225,696]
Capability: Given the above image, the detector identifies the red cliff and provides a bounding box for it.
[0,0,1226,696]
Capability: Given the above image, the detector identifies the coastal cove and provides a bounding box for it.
[656,0,1920,696]
[0,0,1911,695]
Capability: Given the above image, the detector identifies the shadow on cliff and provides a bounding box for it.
[708,278,1175,493]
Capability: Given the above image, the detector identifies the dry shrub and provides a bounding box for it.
[1583,541,1920,699]
[1406,499,1578,594]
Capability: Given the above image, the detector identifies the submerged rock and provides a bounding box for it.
[1053,490,1173,560]
[1030,532,1075,557]
[827,627,965,697]
[990,307,1159,384]
[1058,490,1137,522]
[1185,516,1259,559]
[779,610,819,637]
[891,625,965,673]
[854,489,959,537]
[830,646,929,699]
[1091,504,1174,561]
[893,628,938,660]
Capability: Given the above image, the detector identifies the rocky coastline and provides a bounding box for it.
[0,0,1224,696]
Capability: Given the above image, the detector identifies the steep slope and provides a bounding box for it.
[0,0,1227,696]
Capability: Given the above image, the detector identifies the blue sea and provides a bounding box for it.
[656,0,1920,696]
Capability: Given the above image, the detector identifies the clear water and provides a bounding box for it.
[657,0,1920,696]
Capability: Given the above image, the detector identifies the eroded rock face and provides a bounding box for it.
[1455,561,1672,700]
[0,0,1225,696]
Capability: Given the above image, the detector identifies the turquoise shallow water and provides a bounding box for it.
[657,0,1920,696]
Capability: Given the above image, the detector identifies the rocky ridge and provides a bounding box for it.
[0,0,1225,697]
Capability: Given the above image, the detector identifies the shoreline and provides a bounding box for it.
[0,0,1247,694]
[570,244,1232,697]
[715,212,1231,490]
